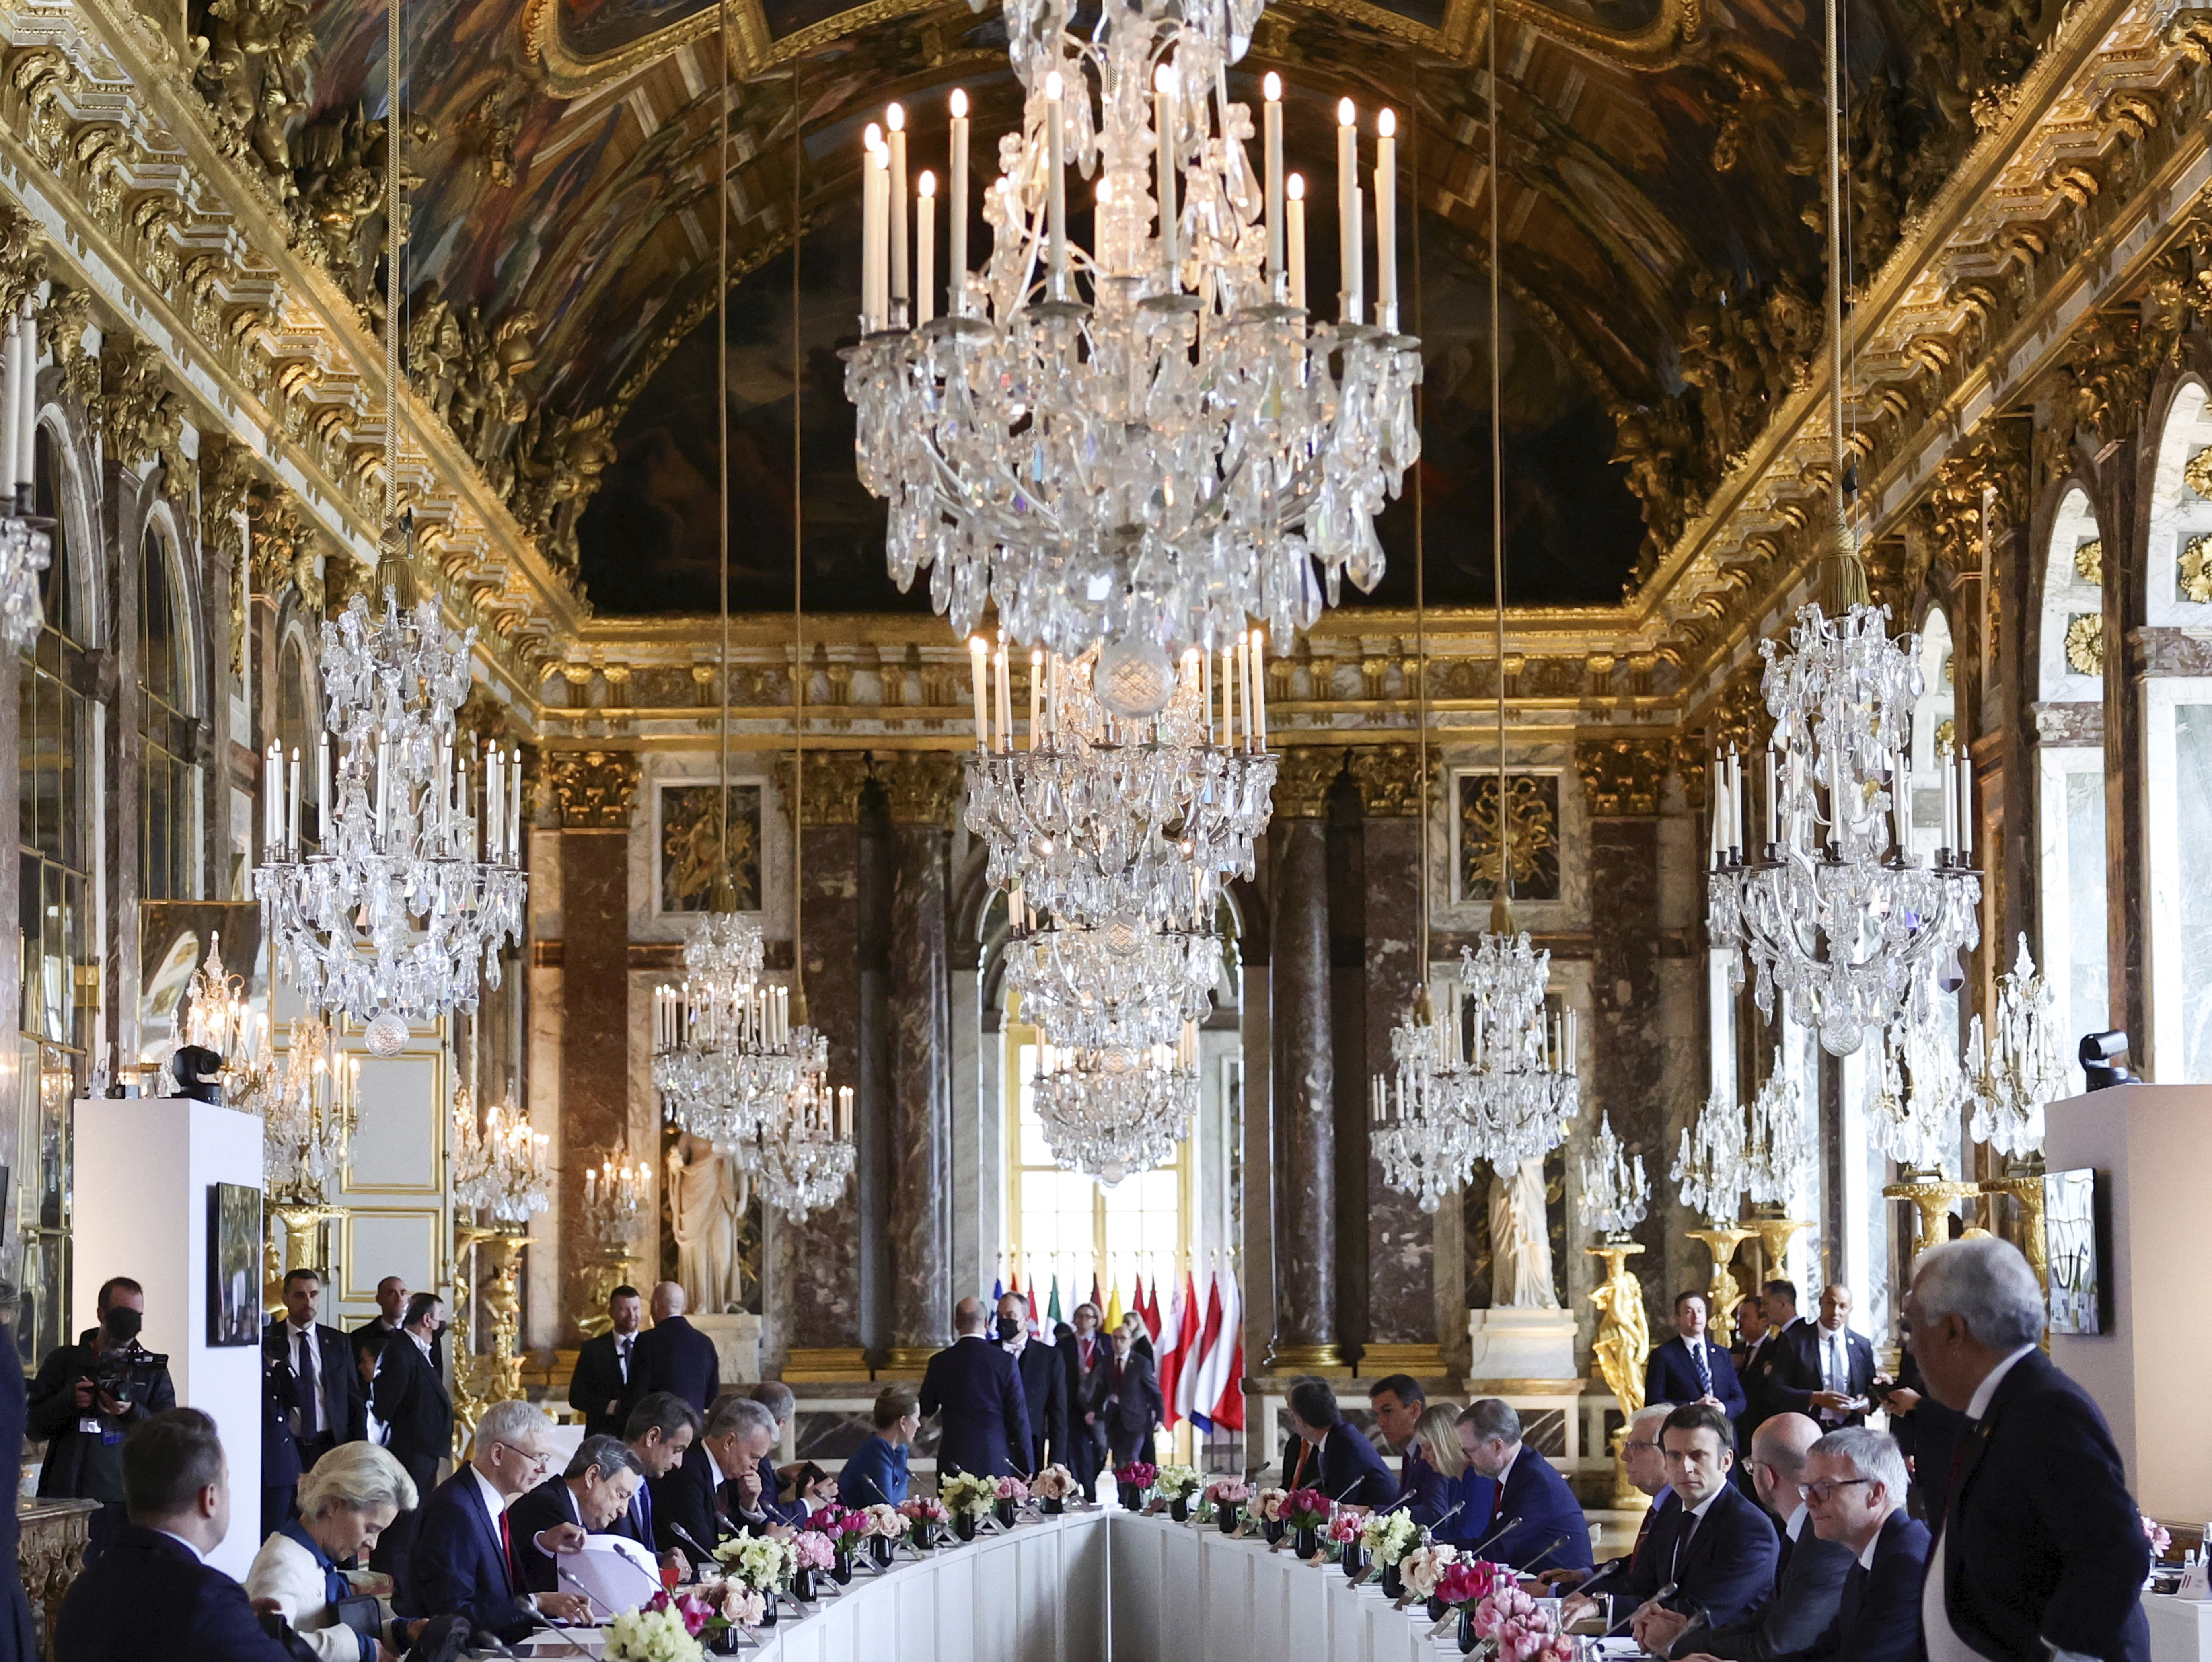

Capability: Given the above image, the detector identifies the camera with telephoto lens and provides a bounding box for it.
[89,1346,169,1411]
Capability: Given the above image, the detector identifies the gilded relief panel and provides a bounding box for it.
[1454,773,1562,904]
[656,781,764,913]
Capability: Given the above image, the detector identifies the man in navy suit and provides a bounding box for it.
[267,1270,367,1471]
[1369,1376,1453,1525]
[1620,1403,1778,1649]
[998,1292,1069,1474]
[54,1408,295,1662]
[1646,1292,1747,1420]
[618,1392,699,1572]
[1283,1378,1396,1511]
[372,1293,452,1504]
[746,1381,836,1524]
[652,1396,777,1564]
[259,1338,302,1540]
[1784,1428,1930,1662]
[505,1435,644,1596]
[919,1298,1030,1478]
[630,1282,721,1416]
[407,1399,590,1639]
[1906,1238,2149,1662]
[1453,1399,1593,1572]
[1773,1284,1877,1429]
[1100,1322,1162,1467]
[567,1285,645,1439]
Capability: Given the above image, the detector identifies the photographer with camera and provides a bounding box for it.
[28,1276,177,1563]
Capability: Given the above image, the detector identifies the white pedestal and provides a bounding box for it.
[2046,1083,2212,1521]
[1466,1307,1580,1384]
[694,1311,761,1387]
[72,1097,264,1580]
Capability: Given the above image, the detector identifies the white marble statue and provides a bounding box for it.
[668,1133,747,1313]
[1489,1157,1559,1309]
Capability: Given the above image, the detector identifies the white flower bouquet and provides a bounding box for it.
[713,1531,798,1593]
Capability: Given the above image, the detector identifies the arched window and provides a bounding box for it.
[2034,485,2108,1091]
[2144,384,2212,1081]
[138,522,199,900]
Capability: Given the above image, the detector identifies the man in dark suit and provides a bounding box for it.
[630,1282,721,1416]
[1100,1318,1162,1468]
[1632,1413,1847,1660]
[259,1340,302,1540]
[1453,1398,1594,1572]
[997,1291,1069,1474]
[268,1270,367,1471]
[1906,1237,2149,1662]
[1876,1344,1965,1525]
[374,1293,453,1503]
[1618,1404,1778,1649]
[408,1400,589,1637]
[746,1381,835,1524]
[506,1435,644,1595]
[1278,1377,1389,1510]
[567,1285,644,1440]
[919,1297,1031,1478]
[53,1409,296,1662]
[1785,1428,1930,1662]
[1772,1284,1876,1430]
[652,1396,777,1564]
[617,1392,699,1571]
[1369,1376,1453,1525]
[29,1277,175,1564]
[348,1276,410,1379]
[1065,1303,1111,1495]
[1737,1280,1803,1441]
[1646,1292,1747,1420]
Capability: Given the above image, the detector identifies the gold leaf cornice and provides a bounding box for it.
[1273,746,1347,820]
[870,750,964,826]
[1343,743,1434,818]
[1573,736,1672,818]
[773,752,875,828]
[546,748,642,828]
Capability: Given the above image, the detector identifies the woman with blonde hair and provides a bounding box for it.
[1406,1403,1499,1548]
[1394,1402,1464,1526]
[247,1441,417,1660]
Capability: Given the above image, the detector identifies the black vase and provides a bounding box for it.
[711,1626,746,1655]
[1218,1504,1241,1535]
[791,1565,817,1603]
[1264,1520,1287,1546]
[870,1535,896,1567]
[909,1522,935,1552]
[1042,1496,1064,1516]
[757,1593,779,1629]
[1457,1610,1475,1654]
[954,1513,977,1542]
[1427,1595,1447,1623]
[1118,1482,1143,1511]
[995,1498,1017,1529]
[1293,1526,1318,1558]
[1343,1544,1365,1580]
[1170,1497,1190,1523]
[830,1552,853,1585]
[1380,1560,1404,1599]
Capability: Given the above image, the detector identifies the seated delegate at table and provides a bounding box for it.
[1452,1400,1594,1573]
[839,1384,919,1509]
[247,1441,432,1662]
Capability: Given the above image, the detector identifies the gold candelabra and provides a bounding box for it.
[576,1153,651,1337]
[450,1220,531,1455]
[1585,1237,1650,1511]
[1883,1168,1982,1259]
[1979,1164,2049,1291]
[1685,1223,1756,1346]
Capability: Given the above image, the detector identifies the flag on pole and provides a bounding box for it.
[1046,1276,1063,1326]
[1138,1276,1162,1342]
[1131,1274,1150,1339]
[993,1272,1005,1305]
[1171,1269,1204,1426]
[1007,1265,1022,1318]
[1200,1268,1244,1431]
[1090,1272,1104,1317]
[1105,1281,1124,1331]
[1156,1275,1186,1429]
[1186,1272,1225,1432]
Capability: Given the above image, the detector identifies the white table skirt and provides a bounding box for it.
[2146,1592,2212,1662]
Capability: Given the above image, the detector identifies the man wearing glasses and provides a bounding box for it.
[409,1399,592,1641]
[1618,1404,1779,1652]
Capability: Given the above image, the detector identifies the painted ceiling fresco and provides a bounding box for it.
[257,0,2048,609]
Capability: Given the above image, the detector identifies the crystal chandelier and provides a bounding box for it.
[651,914,791,1146]
[1032,1025,1197,1185]
[963,632,1275,932]
[165,932,269,1102]
[1704,0,1978,1060]
[1865,1003,1964,1172]
[1002,912,1218,1050]
[452,1084,550,1223]
[1672,1086,1750,1226]
[265,1016,359,1204]
[1741,1056,1813,1206]
[1965,935,2066,1158]
[0,295,54,650]
[1577,1114,1650,1237]
[842,0,1421,659]
[582,1153,653,1250]
[1370,997,1479,1214]
[1457,934,1580,1172]
[747,1031,855,1220]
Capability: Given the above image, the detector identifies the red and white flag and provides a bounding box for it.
[1195,1268,1244,1432]
[1156,1275,1186,1428]
[1170,1270,1204,1426]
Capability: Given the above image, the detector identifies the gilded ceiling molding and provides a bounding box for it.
[773,753,876,828]
[547,749,644,828]
[871,751,964,826]
[1441,0,1699,68]
[1344,744,1434,818]
[1573,735,1672,818]
[1273,748,1347,820]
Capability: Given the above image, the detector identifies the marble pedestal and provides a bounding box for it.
[693,1312,762,1386]
[1466,1307,1581,1385]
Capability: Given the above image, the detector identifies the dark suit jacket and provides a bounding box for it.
[1474,1445,1594,1572]
[1690,1510,1853,1661]
[1936,1348,2148,1662]
[1887,1348,1967,1527]
[265,1319,368,1447]
[1100,1349,1162,1463]
[1627,1480,1780,1631]
[920,1335,1032,1478]
[1735,1324,1794,1436]
[750,1451,811,1528]
[261,1348,301,1492]
[612,1474,657,1554]
[408,1469,537,1642]
[1434,1467,1502,1551]
[1646,1337,1748,1420]
[54,1524,296,1662]
[1068,1332,1111,1464]
[567,1332,638,1440]
[651,1441,734,1565]
[1394,1445,1455,1529]
[372,1332,452,1478]
[1772,1324,1877,1426]
[630,1317,720,1415]
[1012,1341,1069,1473]
[505,1476,585,1596]
[1303,1422,1396,1513]
[1802,1511,1928,1662]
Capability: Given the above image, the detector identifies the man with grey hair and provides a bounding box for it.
[1451,1398,1593,1571]
[653,1393,781,1565]
[1905,1237,2148,1662]
[1543,1403,1672,1593]
[506,1433,645,1594]
[409,1399,589,1639]
[747,1380,834,1524]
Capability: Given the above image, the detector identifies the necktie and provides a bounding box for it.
[635,1482,654,1545]
[1692,1340,1711,1395]
[296,1330,320,1437]
[618,1336,631,1385]
[1630,1506,1656,1570]
[497,1507,514,1588]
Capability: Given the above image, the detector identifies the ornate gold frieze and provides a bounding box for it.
[1272,747,1347,820]
[2064,614,2105,675]
[1457,774,1561,902]
[2181,534,2212,603]
[871,750,963,826]
[1575,736,1672,818]
[547,749,642,829]
[773,752,874,828]
[1343,743,1432,818]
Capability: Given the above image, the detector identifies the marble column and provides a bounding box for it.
[548,750,641,1345]
[771,754,873,1379]
[1267,748,1344,1372]
[2099,450,2150,1055]
[877,753,961,1366]
[1346,745,1439,1373]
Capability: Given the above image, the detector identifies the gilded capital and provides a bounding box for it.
[1575,736,1673,818]
[871,750,965,825]
[1273,747,1347,819]
[773,752,874,828]
[547,749,641,829]
[1344,743,1434,818]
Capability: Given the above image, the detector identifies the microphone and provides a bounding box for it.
[670,1521,723,1567]
[1460,1513,1524,1560]
[1331,1476,1367,1507]
[1517,1534,1571,1576]
[1603,1580,1675,1640]
[1662,1603,1714,1660]
[1424,1500,1465,1539]
[1566,1556,1630,1598]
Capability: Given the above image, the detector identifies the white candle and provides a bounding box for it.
[1764,746,1778,848]
[862,124,887,330]
[1238,633,1254,751]
[16,300,34,496]
[1250,628,1267,750]
[1708,750,1726,865]
[374,734,389,842]
[508,750,522,861]
[1941,746,1956,857]
[1263,73,1284,297]
[916,171,937,324]
[887,103,909,317]
[949,90,970,314]
[1375,108,1397,330]
[1029,648,1042,749]
[970,635,989,750]
[1287,174,1307,311]
[1350,181,1365,325]
[315,733,329,842]
[1154,64,1179,292]
[1336,99,1357,322]
[995,639,1013,752]
[264,742,281,851]
[0,311,18,496]
[288,748,302,854]
[1046,71,1068,298]
[1725,748,1742,855]
[1200,649,1213,746]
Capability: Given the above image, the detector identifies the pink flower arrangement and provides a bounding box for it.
[898,1496,948,1524]
[996,1475,1030,1502]
[2145,1514,2174,1559]
[1434,1559,1509,1609]
[861,1502,905,1537]
[1205,1478,1251,1505]
[1281,1488,1331,1530]
[791,1530,836,1572]
[1114,1461,1158,1489]
[1398,1543,1460,1600]
[1324,1511,1363,1546]
[1466,1580,1573,1662]
[720,1585,767,1629]
[1030,1465,1078,1500]
[660,1590,721,1638]
[1254,1486,1289,1522]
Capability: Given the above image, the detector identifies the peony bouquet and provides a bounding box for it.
[807,1503,869,1557]
[938,1471,999,1522]
[1113,1461,1159,1491]
[1154,1463,1204,1500]
[995,1475,1031,1502]
[1205,1478,1252,1506]
[714,1532,798,1593]
[1030,1465,1079,1501]
[790,1529,835,1572]
[1253,1487,1290,1522]
[2145,1514,2174,1559]
[861,1502,906,1537]
[898,1495,948,1526]
[1398,1543,1460,1600]
[1325,1510,1364,1547]
[1435,1559,1510,1610]
[1359,1508,1419,1566]
[1281,1488,1331,1531]
[604,1600,703,1662]
[1462,1578,1574,1662]
[719,1585,767,1629]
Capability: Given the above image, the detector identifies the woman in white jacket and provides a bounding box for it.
[246,1440,417,1662]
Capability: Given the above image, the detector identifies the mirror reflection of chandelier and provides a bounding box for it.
[167,932,268,1102]
[265,1017,359,1205]
[1456,934,1579,1173]
[1370,1003,1478,1214]
[1865,1003,1965,1173]
[1032,1025,1197,1185]
[650,905,791,1146]
[1673,1085,1751,1226]
[746,1044,856,1220]
[1001,913,1217,1050]
[1965,935,2065,1158]
[0,294,53,649]
[451,1085,550,1224]
[1577,1114,1650,1236]
[843,0,1421,659]
[1741,1054,1813,1204]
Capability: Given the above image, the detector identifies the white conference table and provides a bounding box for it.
[512,1508,1478,1662]
[2146,1591,2212,1662]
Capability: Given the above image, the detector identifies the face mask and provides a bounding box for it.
[997,1316,1022,1342]
[102,1308,142,1344]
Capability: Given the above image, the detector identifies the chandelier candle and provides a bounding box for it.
[1337,99,1357,319]
[1046,71,1068,297]
[1375,109,1397,330]
[1287,175,1307,310]
[1263,74,1284,292]
[861,125,886,330]
[949,90,970,312]
[970,635,989,748]
[916,171,936,324]
[1156,66,1180,284]
[888,103,909,318]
